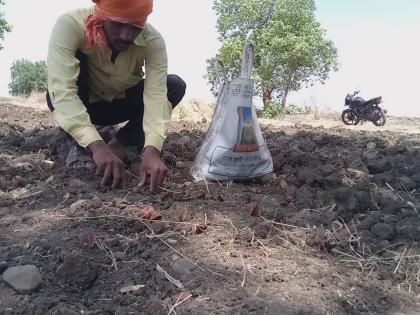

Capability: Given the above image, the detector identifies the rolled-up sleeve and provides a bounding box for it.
[143,33,172,151]
[47,14,102,148]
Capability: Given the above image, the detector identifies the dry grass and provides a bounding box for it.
[21,92,48,110]
[172,98,214,122]
[0,92,47,111]
[326,220,420,294]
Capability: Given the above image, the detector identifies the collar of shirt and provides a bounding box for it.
[134,28,147,47]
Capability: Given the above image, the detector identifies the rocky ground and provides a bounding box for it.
[2,101,420,314]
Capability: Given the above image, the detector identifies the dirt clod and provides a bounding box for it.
[371,223,395,240]
[0,261,7,274]
[57,255,99,291]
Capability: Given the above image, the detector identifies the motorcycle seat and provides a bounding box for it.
[361,98,378,106]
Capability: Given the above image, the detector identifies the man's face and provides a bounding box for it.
[103,21,143,52]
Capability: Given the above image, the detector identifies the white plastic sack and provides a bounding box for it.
[191,43,273,181]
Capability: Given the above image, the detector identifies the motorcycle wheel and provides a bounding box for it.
[341,109,359,125]
[372,109,386,126]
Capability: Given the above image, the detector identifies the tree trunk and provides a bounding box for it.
[280,76,292,112]
[262,86,273,111]
[280,87,290,112]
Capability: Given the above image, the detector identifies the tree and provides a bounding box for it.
[9,59,48,97]
[207,0,338,112]
[0,0,11,51]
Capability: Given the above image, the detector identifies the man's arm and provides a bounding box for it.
[142,30,172,152]
[48,14,126,188]
[47,13,102,147]
[139,29,171,190]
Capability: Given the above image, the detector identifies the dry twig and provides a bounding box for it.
[167,291,192,315]
[96,237,118,271]
[203,178,210,195]
[157,264,184,289]
[240,254,246,287]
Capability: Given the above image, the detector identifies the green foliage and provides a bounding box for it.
[9,59,48,97]
[283,104,311,115]
[260,100,280,118]
[205,39,243,94]
[207,0,339,110]
[0,0,12,50]
[260,102,310,118]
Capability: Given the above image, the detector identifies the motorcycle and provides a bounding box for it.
[341,90,387,126]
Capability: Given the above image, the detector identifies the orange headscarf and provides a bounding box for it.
[85,0,153,53]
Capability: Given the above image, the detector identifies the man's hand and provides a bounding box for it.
[139,146,168,191]
[89,140,126,188]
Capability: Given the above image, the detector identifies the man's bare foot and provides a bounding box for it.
[66,139,95,169]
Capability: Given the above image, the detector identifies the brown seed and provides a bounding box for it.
[137,206,162,222]
[195,224,208,234]
[248,202,263,217]
[178,208,190,222]
[79,229,97,249]
[13,175,26,187]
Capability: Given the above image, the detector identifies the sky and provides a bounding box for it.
[288,0,420,117]
[0,0,419,116]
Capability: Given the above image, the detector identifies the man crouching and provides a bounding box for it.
[46,0,186,190]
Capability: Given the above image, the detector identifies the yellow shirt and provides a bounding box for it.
[47,7,172,151]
